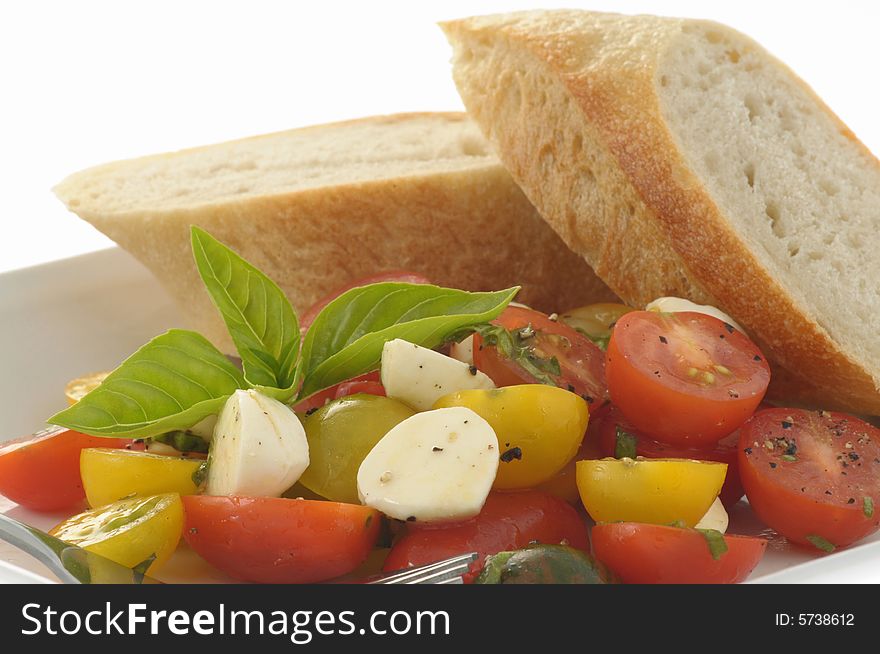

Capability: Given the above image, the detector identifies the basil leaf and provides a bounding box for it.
[696,528,729,560]
[865,496,875,519]
[614,427,638,459]
[191,226,300,399]
[806,534,836,553]
[298,283,518,399]
[49,329,245,438]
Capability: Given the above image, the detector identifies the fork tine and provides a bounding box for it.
[369,552,478,584]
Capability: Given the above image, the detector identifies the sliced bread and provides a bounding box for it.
[55,112,616,353]
[442,11,880,413]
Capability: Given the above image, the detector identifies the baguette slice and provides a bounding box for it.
[442,11,880,413]
[56,112,615,354]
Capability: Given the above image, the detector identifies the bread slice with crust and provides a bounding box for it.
[55,112,616,354]
[442,11,880,413]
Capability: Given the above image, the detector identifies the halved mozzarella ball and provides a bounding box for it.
[694,497,729,533]
[357,407,498,522]
[206,389,309,497]
[380,339,495,411]
[449,335,475,366]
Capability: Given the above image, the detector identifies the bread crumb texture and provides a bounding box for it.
[657,22,880,382]
[56,114,494,212]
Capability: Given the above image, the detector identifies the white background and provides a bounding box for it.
[1,0,878,274]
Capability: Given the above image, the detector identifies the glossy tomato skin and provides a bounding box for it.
[300,271,432,332]
[606,311,770,446]
[383,490,589,582]
[597,406,745,507]
[473,306,607,407]
[591,523,766,584]
[738,408,880,549]
[0,427,129,511]
[293,371,384,414]
[183,496,381,583]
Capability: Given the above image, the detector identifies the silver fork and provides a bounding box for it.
[0,513,161,584]
[0,511,477,585]
[367,552,478,584]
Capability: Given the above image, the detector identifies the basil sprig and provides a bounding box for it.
[50,227,517,437]
[191,226,300,398]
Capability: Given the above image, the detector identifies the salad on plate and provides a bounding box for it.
[1,227,878,584]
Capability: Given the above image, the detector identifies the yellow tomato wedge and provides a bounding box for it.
[81,448,203,508]
[50,493,184,574]
[64,371,109,405]
[576,458,726,527]
[433,384,588,490]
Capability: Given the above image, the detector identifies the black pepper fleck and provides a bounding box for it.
[723,323,735,334]
[432,447,444,452]
[468,365,478,376]
[659,335,668,344]
[769,462,777,469]
[500,447,523,463]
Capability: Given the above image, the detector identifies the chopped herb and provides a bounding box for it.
[153,430,210,453]
[191,460,209,487]
[500,447,523,463]
[769,462,777,469]
[781,454,797,462]
[781,421,793,430]
[131,553,157,583]
[614,427,638,459]
[743,447,753,455]
[696,529,728,560]
[473,323,561,385]
[806,535,836,553]
[753,355,762,362]
[865,497,875,519]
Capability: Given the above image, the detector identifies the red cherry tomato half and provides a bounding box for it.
[473,306,607,407]
[606,311,770,446]
[182,496,381,583]
[293,371,385,414]
[597,406,745,507]
[738,408,880,550]
[300,271,432,332]
[383,490,589,582]
[0,427,130,511]
[591,522,766,584]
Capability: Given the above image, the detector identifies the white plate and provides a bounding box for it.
[0,249,878,583]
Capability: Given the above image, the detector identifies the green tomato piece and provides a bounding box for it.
[299,394,415,503]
